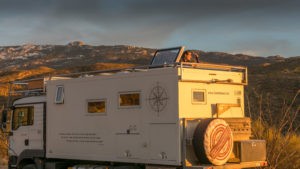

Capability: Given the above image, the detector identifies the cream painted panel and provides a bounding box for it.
[180,68,245,84]
[179,82,244,118]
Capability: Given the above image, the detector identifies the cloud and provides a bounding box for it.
[229,38,293,57]
[2,0,300,24]
[0,0,300,56]
[2,0,299,28]
[228,50,260,57]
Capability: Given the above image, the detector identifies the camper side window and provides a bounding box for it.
[119,92,140,108]
[55,86,64,104]
[87,99,106,114]
[192,89,206,104]
[12,106,34,130]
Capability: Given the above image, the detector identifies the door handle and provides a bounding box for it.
[25,139,29,146]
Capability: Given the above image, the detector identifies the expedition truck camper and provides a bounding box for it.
[1,46,268,169]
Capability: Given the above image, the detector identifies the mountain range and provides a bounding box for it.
[0,41,299,112]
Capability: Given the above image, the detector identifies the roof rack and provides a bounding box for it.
[6,64,176,98]
[4,62,247,107]
[8,62,247,95]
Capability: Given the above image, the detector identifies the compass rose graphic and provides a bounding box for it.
[148,83,168,115]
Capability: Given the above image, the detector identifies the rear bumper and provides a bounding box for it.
[184,161,268,169]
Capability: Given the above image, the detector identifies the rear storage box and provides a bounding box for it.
[223,118,252,141]
[233,140,266,162]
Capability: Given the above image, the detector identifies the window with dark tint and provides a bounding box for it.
[87,100,106,113]
[192,90,205,103]
[119,92,140,107]
[12,106,34,130]
[55,86,64,104]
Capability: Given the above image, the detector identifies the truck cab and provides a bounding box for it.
[7,96,46,169]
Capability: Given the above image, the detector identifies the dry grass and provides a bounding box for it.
[0,130,8,165]
[0,66,54,96]
[246,89,300,169]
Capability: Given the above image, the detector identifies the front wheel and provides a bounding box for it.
[22,164,37,169]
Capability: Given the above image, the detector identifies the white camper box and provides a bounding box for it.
[46,62,246,165]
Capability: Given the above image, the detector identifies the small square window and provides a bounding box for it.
[12,106,34,130]
[192,89,206,104]
[119,92,140,107]
[87,100,106,113]
[55,86,64,104]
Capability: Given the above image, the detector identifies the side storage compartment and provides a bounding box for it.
[232,140,266,162]
[149,123,181,165]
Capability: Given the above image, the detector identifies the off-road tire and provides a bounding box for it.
[193,118,233,165]
[21,164,37,169]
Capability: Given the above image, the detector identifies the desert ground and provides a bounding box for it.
[0,165,7,169]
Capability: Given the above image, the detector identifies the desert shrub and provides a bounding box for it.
[252,121,300,169]
[0,131,8,165]
[0,106,8,165]
[246,89,299,169]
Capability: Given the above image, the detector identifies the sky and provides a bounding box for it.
[0,0,299,57]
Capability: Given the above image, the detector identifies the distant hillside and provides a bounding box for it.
[191,50,287,68]
[0,42,295,71]
[0,42,155,72]
[0,42,299,111]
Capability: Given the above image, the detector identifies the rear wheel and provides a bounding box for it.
[21,164,37,169]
